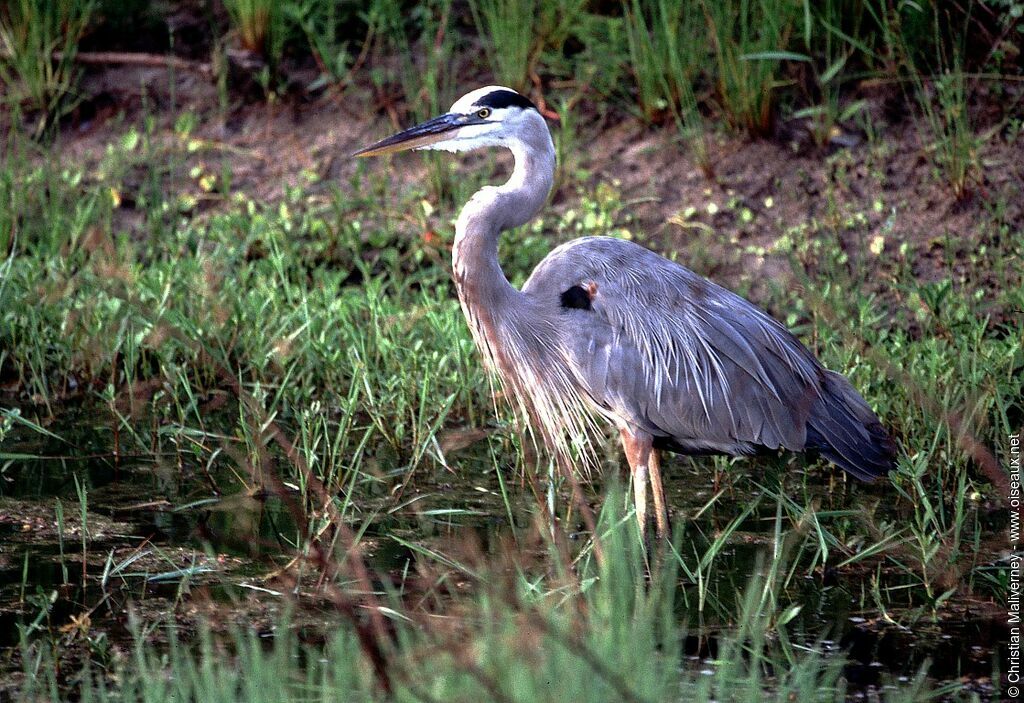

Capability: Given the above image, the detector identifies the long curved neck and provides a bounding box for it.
[452,138,555,308]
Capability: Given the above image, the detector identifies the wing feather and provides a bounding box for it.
[524,237,824,455]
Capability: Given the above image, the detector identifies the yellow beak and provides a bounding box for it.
[353,113,463,157]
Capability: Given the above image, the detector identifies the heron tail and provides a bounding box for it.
[806,371,897,481]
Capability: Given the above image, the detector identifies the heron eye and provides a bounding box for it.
[476,108,491,119]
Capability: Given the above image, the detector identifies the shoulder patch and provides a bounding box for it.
[560,285,592,311]
[476,89,537,112]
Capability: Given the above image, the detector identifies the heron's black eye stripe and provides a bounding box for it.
[560,285,592,311]
[475,89,538,112]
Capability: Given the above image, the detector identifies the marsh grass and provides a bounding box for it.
[2,116,1015,595]
[857,0,984,199]
[623,0,711,173]
[1,184,477,492]
[786,0,871,149]
[469,0,537,93]
[223,0,283,58]
[285,0,356,89]
[703,0,800,136]
[770,199,1019,615]
[13,494,950,702]
[911,52,980,201]
[470,0,586,95]
[0,0,95,138]
[623,0,702,123]
[565,10,628,107]
[363,0,465,201]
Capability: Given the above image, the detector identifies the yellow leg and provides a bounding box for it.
[620,429,650,538]
[620,429,670,540]
[649,449,669,539]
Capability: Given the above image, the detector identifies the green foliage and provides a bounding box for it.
[704,0,801,136]
[623,0,703,123]
[366,0,457,121]
[364,0,463,200]
[622,0,709,170]
[565,10,629,104]
[787,0,869,148]
[469,0,586,92]
[285,0,359,89]
[223,0,283,57]
[0,0,95,137]
[909,23,980,200]
[14,500,947,701]
[914,59,979,200]
[470,0,538,92]
[852,1,982,197]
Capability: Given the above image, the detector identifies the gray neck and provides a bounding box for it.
[452,127,555,309]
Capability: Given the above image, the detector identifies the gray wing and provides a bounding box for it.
[522,237,837,458]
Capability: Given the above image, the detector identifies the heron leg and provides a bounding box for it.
[649,449,669,539]
[620,429,652,539]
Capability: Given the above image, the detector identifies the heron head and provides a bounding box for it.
[354,86,541,158]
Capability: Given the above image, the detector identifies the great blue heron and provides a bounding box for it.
[356,86,896,538]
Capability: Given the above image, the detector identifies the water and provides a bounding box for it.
[0,404,1005,699]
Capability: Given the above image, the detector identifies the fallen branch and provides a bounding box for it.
[0,49,211,75]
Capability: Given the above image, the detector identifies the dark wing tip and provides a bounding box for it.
[806,375,898,481]
[819,418,897,480]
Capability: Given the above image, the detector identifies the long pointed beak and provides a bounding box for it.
[353,113,463,158]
